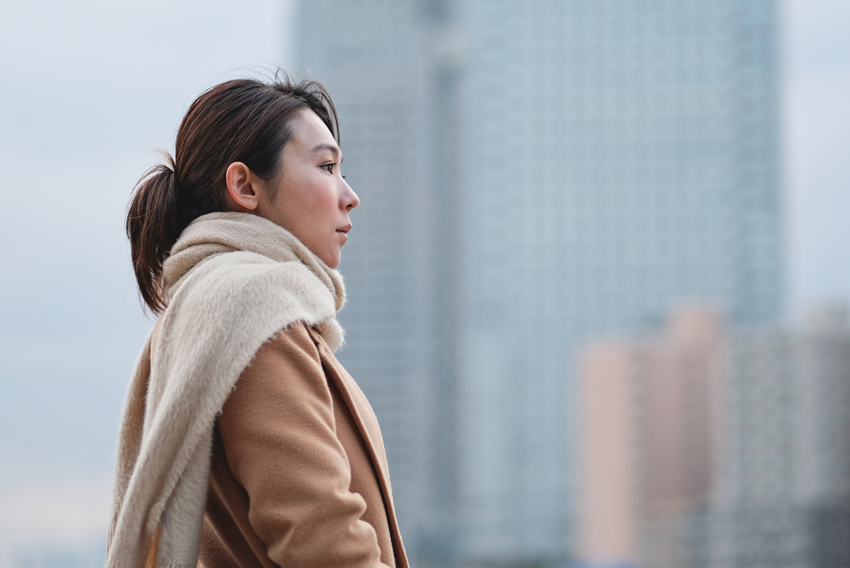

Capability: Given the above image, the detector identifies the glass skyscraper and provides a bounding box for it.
[296,0,781,564]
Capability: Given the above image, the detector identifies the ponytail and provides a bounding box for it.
[126,155,183,314]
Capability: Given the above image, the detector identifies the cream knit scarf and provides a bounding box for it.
[107,212,345,568]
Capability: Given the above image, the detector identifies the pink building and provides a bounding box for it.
[577,306,724,568]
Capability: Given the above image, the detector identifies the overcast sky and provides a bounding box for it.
[0,0,848,562]
[784,0,850,317]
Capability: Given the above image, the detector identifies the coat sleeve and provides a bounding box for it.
[216,323,391,568]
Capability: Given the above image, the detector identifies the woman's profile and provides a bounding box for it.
[107,75,408,568]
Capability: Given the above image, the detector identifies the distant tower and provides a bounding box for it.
[296,0,782,564]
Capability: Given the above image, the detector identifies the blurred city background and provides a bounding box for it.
[0,0,849,567]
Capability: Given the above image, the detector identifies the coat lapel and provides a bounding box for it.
[307,327,409,568]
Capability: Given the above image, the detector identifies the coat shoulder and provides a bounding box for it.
[263,322,323,365]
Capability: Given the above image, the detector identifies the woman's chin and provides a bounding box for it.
[323,251,341,269]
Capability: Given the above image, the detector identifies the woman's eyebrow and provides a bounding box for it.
[311,143,341,161]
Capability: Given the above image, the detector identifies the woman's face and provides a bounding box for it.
[258,109,359,268]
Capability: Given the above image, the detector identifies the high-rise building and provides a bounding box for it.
[295,1,782,564]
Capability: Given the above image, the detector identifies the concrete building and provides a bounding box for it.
[710,306,850,568]
[295,1,782,564]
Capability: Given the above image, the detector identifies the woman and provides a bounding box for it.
[107,76,408,568]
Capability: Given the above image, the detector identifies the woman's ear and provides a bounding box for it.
[225,162,261,211]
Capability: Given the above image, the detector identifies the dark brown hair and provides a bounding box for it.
[126,74,339,314]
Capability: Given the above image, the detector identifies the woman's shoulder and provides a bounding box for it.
[249,323,330,376]
[265,322,321,357]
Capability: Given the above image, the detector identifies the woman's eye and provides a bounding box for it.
[323,163,335,174]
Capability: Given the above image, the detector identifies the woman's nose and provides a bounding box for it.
[342,180,360,211]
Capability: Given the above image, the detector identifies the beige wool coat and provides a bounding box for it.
[198,322,407,567]
[108,212,408,568]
